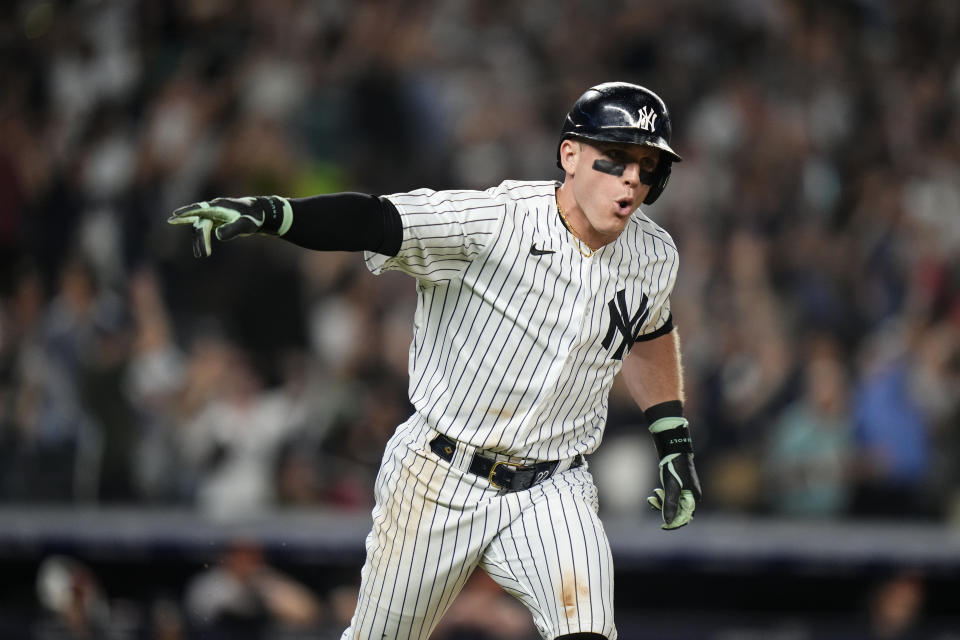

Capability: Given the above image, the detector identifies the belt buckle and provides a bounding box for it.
[488,460,521,489]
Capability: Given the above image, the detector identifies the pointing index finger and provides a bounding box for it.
[171,201,209,218]
[167,214,200,225]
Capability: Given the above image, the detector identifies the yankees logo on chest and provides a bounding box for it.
[600,288,650,360]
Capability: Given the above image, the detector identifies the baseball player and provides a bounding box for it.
[169,82,701,640]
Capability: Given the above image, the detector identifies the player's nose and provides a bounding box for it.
[620,162,641,186]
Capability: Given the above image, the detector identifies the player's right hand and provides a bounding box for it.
[167,196,292,257]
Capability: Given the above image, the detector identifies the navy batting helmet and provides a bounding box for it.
[558,82,681,204]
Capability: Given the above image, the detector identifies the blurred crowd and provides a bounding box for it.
[28,543,540,640]
[22,548,948,640]
[1,0,959,528]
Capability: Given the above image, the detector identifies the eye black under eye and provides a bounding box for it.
[593,158,626,176]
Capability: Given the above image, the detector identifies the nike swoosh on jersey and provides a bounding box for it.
[530,244,556,255]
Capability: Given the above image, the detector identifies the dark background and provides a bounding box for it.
[1,0,958,638]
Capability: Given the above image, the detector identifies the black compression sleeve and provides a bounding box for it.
[283,193,402,256]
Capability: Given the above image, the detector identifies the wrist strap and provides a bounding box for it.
[649,417,694,459]
[260,196,293,235]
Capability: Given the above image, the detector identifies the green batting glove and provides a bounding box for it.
[167,196,293,257]
[647,417,702,530]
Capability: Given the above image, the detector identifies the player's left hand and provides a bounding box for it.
[646,417,702,530]
[167,196,291,257]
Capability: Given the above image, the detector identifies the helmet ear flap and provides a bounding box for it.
[643,161,672,205]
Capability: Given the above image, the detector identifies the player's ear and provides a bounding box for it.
[559,139,581,175]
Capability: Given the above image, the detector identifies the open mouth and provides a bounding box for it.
[615,197,634,215]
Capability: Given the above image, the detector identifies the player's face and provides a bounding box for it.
[565,141,659,245]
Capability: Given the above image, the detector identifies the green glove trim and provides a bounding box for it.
[649,416,689,433]
[274,197,293,236]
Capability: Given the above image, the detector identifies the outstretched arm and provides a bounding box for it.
[169,185,508,285]
[167,193,402,257]
[621,329,702,530]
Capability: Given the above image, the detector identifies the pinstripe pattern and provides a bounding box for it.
[343,418,617,639]
[346,179,678,639]
[364,180,678,460]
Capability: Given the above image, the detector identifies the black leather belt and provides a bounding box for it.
[429,434,584,492]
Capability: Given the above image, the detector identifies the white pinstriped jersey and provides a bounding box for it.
[364,179,678,462]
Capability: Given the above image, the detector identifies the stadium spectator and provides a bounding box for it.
[183,541,322,639]
[764,341,854,517]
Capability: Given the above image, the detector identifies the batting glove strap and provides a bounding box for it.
[649,416,694,459]
[208,196,292,239]
[257,196,292,235]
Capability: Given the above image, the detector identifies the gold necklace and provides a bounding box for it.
[556,195,595,258]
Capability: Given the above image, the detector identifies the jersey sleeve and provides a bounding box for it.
[634,228,680,342]
[363,187,505,283]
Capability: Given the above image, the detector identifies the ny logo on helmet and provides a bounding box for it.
[637,106,657,132]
